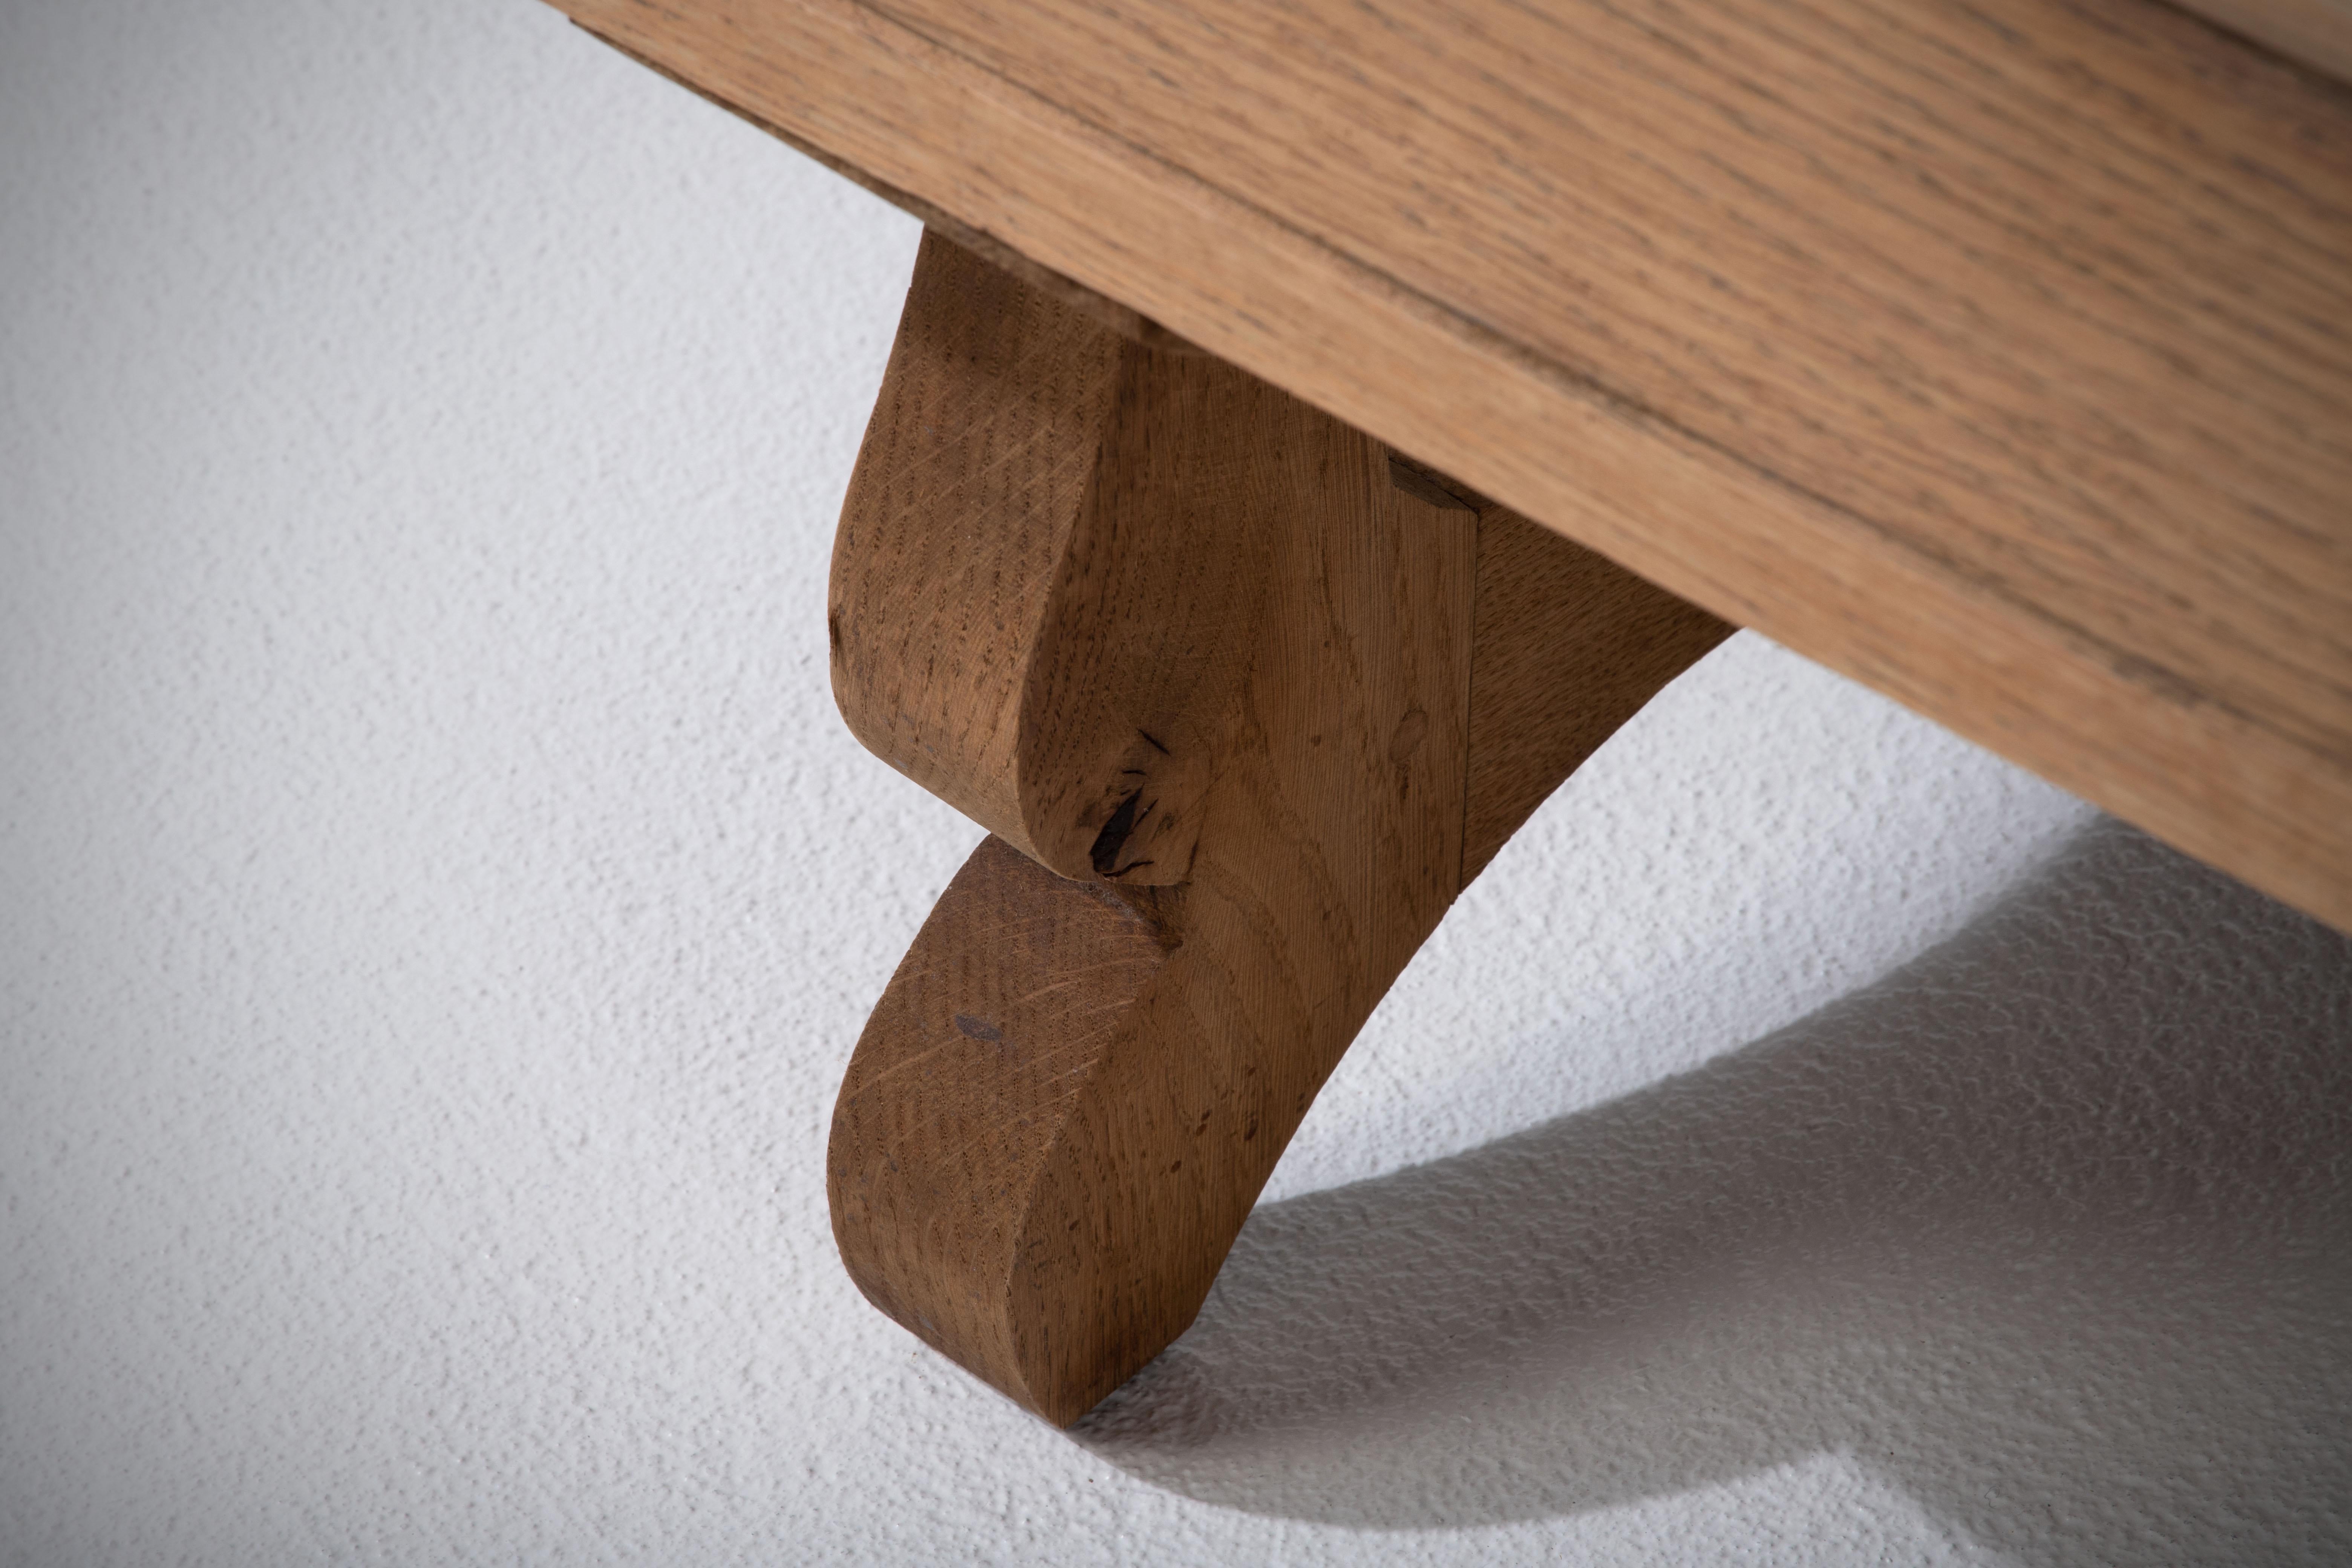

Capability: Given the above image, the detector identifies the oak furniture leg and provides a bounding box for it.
[826,232,1730,1424]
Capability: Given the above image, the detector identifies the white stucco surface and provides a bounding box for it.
[3,2,2347,1562]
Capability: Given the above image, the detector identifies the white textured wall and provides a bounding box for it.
[3,3,2346,1563]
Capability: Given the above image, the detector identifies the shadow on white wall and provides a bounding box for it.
[1077,820,2352,1562]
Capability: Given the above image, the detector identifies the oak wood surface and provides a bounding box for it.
[556,0,2351,931]
[826,236,1727,1421]
[1464,502,1740,880]
[831,282,1484,1422]
[830,231,1267,885]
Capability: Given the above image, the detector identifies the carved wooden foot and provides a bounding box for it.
[825,232,1731,1424]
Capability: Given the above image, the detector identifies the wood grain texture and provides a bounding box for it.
[555,0,2352,930]
[826,237,1724,1421]
[832,340,1480,1423]
[1464,505,1736,880]
[830,231,1271,884]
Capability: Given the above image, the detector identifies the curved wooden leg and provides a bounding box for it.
[825,231,1731,1424]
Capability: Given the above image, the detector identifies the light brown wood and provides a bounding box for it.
[825,235,1726,1423]
[1462,500,1739,881]
[829,232,1271,886]
[556,0,2352,932]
